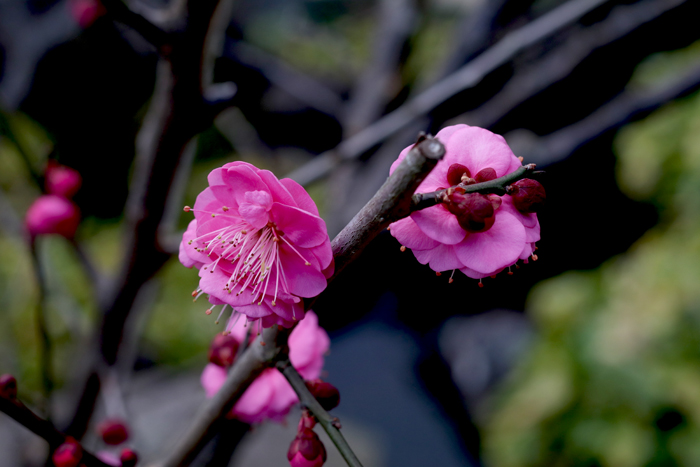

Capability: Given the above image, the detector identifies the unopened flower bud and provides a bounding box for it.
[97,419,129,445]
[68,0,105,28]
[305,379,340,411]
[119,448,138,467]
[0,374,17,400]
[446,163,471,186]
[45,161,81,199]
[25,195,80,239]
[52,440,82,467]
[208,333,240,367]
[509,179,545,213]
[445,192,502,233]
[288,428,327,467]
[474,167,497,183]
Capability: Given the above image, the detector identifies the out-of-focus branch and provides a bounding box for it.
[326,133,444,285]
[66,0,235,439]
[453,0,688,129]
[101,0,171,50]
[29,242,53,420]
[278,360,363,467]
[0,377,112,467]
[287,0,610,186]
[152,327,286,467]
[228,41,344,118]
[342,0,417,136]
[519,61,700,166]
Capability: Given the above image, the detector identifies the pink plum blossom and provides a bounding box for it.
[201,311,330,424]
[45,161,82,199]
[25,194,81,239]
[389,124,540,280]
[179,161,333,328]
[288,428,327,467]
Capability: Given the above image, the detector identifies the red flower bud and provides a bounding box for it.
[0,374,17,400]
[287,428,327,467]
[97,419,129,446]
[474,167,497,183]
[447,164,471,186]
[510,179,545,213]
[119,448,138,467]
[445,192,502,233]
[208,333,240,367]
[305,379,340,411]
[45,161,82,199]
[52,440,82,467]
[25,195,80,239]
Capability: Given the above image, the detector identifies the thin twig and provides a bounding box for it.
[277,359,363,467]
[286,0,610,186]
[411,164,538,211]
[0,391,112,467]
[29,241,53,420]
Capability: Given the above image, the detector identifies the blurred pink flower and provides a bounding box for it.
[389,124,540,280]
[201,311,330,424]
[45,161,81,199]
[179,161,333,328]
[68,0,105,29]
[95,451,120,467]
[26,195,80,239]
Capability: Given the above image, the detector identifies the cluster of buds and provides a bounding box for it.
[93,419,137,466]
[288,411,327,467]
[25,161,82,239]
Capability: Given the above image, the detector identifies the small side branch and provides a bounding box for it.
[0,388,112,467]
[411,163,539,211]
[277,360,363,467]
[29,241,53,419]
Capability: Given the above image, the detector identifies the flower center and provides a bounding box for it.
[187,206,311,307]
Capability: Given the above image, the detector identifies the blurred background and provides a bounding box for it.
[2,0,700,465]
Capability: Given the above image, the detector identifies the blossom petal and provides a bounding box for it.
[454,211,526,274]
[223,165,270,205]
[280,178,320,216]
[201,363,227,398]
[258,170,297,207]
[239,190,273,228]
[501,196,538,228]
[233,370,276,423]
[413,244,465,271]
[444,126,515,177]
[179,220,205,268]
[289,311,329,378]
[389,217,440,250]
[411,205,466,245]
[270,203,328,248]
[279,246,328,297]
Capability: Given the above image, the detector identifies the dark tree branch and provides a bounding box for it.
[0,389,112,467]
[522,62,700,167]
[277,360,363,467]
[286,0,611,186]
[326,133,445,285]
[153,327,287,467]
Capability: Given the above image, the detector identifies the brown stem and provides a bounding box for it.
[325,133,445,287]
[153,326,288,467]
[277,360,363,467]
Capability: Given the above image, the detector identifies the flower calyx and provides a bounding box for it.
[120,448,138,467]
[97,418,129,446]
